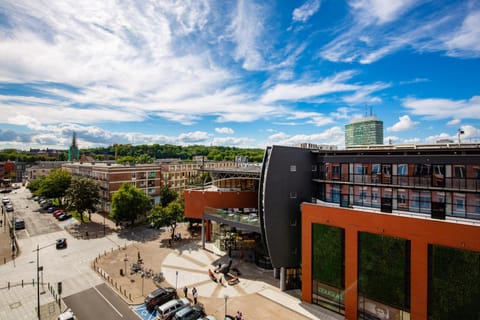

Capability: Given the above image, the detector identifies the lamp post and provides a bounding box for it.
[175,271,178,290]
[123,254,128,275]
[36,244,40,320]
[224,294,229,318]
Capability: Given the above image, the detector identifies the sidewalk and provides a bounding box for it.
[94,222,344,320]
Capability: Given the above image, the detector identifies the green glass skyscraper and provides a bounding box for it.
[345,116,383,147]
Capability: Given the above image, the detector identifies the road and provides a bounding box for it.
[0,186,139,320]
[64,283,138,320]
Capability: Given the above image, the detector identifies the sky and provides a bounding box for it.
[0,0,479,151]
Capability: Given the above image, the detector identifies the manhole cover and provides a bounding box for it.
[9,301,22,309]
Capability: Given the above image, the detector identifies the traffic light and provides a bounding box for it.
[57,282,62,295]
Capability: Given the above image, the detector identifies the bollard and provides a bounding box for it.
[3,257,5,264]
[129,293,131,300]
[115,282,117,289]
[8,281,10,289]
[22,280,23,287]
[124,289,126,296]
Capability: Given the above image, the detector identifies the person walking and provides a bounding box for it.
[183,286,188,298]
[236,310,242,320]
[193,290,198,304]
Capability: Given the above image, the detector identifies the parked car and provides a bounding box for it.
[56,238,67,249]
[199,316,217,320]
[156,298,190,320]
[2,197,10,204]
[6,204,14,212]
[57,309,76,320]
[173,305,206,320]
[14,218,25,230]
[57,213,72,221]
[47,206,58,213]
[144,287,177,312]
[53,210,66,218]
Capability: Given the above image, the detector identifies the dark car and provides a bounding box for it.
[145,287,177,312]
[58,213,72,221]
[173,305,206,320]
[47,206,58,213]
[14,218,25,230]
[56,238,67,249]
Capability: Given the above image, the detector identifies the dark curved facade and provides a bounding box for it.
[259,145,314,268]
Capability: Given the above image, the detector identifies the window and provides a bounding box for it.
[372,164,381,175]
[290,165,297,172]
[397,164,408,176]
[356,165,368,175]
[454,165,465,178]
[312,165,317,172]
[455,199,465,211]
[289,191,297,198]
[397,194,407,204]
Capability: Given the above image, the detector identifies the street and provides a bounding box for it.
[0,186,137,320]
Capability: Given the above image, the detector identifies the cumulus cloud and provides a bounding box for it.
[387,115,419,132]
[215,127,234,134]
[292,0,321,23]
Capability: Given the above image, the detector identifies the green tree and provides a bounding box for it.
[160,185,177,207]
[136,154,154,164]
[26,176,46,195]
[38,170,72,205]
[65,177,100,223]
[148,199,184,238]
[116,156,136,164]
[110,183,152,226]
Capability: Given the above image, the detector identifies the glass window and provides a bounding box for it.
[397,164,408,176]
[372,164,381,175]
[290,165,297,172]
[454,165,465,178]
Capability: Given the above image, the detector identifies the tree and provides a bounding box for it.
[116,156,136,165]
[148,199,184,238]
[160,185,177,207]
[110,183,152,226]
[65,177,100,223]
[136,154,154,164]
[26,176,46,195]
[38,169,72,205]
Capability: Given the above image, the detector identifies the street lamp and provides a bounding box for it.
[175,271,178,290]
[36,244,40,320]
[123,254,128,276]
[224,294,229,318]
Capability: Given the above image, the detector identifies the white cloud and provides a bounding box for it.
[267,126,344,147]
[447,119,461,126]
[261,71,360,103]
[320,2,480,64]
[349,0,417,25]
[292,0,321,23]
[211,136,254,147]
[215,127,234,134]
[403,96,480,120]
[387,115,419,132]
[445,11,480,57]
[229,0,267,70]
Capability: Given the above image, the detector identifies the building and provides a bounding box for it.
[184,143,480,320]
[26,161,66,181]
[62,162,163,212]
[68,132,80,162]
[345,116,383,147]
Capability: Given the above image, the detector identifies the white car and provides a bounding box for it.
[58,309,76,320]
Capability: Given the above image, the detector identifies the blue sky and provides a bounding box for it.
[0,0,479,151]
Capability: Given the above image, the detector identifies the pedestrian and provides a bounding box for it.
[236,310,242,320]
[183,286,188,298]
[193,290,198,304]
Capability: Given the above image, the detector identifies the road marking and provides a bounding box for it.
[72,264,124,318]
[92,285,124,318]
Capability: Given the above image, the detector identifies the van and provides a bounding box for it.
[156,298,190,320]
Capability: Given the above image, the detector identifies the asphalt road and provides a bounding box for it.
[64,283,138,320]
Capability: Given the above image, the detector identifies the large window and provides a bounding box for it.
[428,245,480,320]
[358,232,410,319]
[312,224,345,314]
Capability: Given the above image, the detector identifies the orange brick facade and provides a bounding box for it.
[301,203,480,320]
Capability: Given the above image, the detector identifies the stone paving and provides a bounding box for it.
[93,217,343,320]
